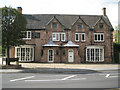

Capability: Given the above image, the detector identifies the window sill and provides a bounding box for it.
[23,38,31,40]
[94,41,104,43]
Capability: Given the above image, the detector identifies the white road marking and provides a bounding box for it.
[70,78,87,80]
[105,74,110,78]
[25,79,61,82]
[61,75,76,80]
[10,76,35,82]
[109,76,119,78]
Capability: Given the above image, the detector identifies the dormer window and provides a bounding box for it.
[99,24,104,29]
[78,24,82,29]
[52,23,57,28]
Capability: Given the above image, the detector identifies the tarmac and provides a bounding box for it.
[0,63,119,73]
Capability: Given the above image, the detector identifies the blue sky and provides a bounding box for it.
[0,0,119,28]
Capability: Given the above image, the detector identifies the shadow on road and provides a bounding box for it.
[19,68,102,74]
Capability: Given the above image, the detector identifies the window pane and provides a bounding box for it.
[87,49,90,61]
[56,34,59,40]
[52,23,57,28]
[95,49,99,61]
[28,32,31,38]
[78,25,82,29]
[98,34,100,40]
[99,24,104,29]
[95,35,97,40]
[100,49,103,61]
[61,34,65,41]
[52,34,55,38]
[75,34,79,41]
[82,34,85,41]
[101,34,103,41]
[91,49,94,61]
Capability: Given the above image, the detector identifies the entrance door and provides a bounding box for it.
[68,49,74,62]
[48,49,54,62]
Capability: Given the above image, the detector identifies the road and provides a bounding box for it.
[2,70,119,88]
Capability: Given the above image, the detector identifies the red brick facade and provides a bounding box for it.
[9,9,114,63]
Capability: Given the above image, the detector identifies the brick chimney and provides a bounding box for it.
[102,8,106,16]
[17,7,22,14]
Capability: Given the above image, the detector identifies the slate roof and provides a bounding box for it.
[63,41,79,47]
[24,14,113,29]
[43,40,59,47]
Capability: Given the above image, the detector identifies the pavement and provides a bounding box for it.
[0,63,119,73]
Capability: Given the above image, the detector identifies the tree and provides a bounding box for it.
[2,6,27,65]
[113,26,120,44]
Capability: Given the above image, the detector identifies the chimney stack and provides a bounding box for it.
[102,8,106,16]
[17,7,22,14]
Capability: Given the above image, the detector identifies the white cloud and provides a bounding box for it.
[0,0,118,28]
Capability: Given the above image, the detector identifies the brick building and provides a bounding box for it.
[9,7,114,63]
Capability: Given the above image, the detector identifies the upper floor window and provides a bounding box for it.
[77,24,82,29]
[52,33,65,41]
[32,32,40,38]
[61,33,65,41]
[94,33,104,42]
[99,24,104,29]
[81,33,85,42]
[75,33,79,41]
[75,33,85,42]
[52,23,57,28]
[52,33,60,41]
[23,31,31,39]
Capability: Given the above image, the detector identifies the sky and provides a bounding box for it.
[0,0,119,29]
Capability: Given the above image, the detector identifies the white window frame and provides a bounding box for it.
[52,33,60,41]
[94,33,104,42]
[86,46,104,62]
[81,33,86,42]
[61,33,65,41]
[23,31,31,40]
[15,45,34,62]
[75,33,80,42]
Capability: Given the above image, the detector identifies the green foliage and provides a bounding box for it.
[2,6,27,48]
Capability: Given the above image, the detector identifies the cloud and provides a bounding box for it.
[0,0,118,28]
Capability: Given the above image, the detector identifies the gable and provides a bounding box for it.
[71,16,88,28]
[24,14,113,30]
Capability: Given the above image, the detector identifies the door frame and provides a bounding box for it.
[48,49,54,62]
[68,49,74,62]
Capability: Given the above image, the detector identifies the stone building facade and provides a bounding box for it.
[9,7,114,63]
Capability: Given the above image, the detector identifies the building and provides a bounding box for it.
[9,7,114,63]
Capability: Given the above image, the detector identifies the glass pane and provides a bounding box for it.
[91,49,94,61]
[95,49,99,61]
[101,34,103,41]
[52,23,57,28]
[87,49,90,61]
[100,49,103,61]
[98,34,100,40]
[56,34,59,40]
[78,25,82,29]
[28,32,31,38]
[62,34,65,41]
[99,24,104,29]
[95,35,97,40]
[76,34,79,41]
[82,34,85,41]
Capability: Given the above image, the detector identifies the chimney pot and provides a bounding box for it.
[102,7,106,16]
[17,7,22,14]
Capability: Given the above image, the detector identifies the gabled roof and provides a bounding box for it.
[24,14,113,29]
